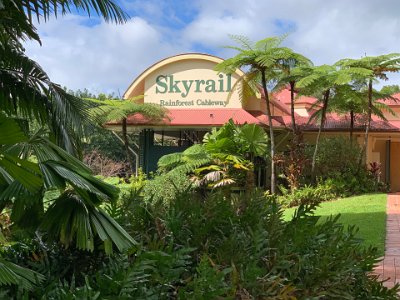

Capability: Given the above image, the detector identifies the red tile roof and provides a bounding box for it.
[248,111,286,128]
[377,93,400,106]
[109,89,400,132]
[107,108,263,127]
[272,88,318,106]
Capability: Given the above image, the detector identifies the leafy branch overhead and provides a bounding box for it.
[0,0,135,290]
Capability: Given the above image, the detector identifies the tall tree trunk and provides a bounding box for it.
[350,109,354,145]
[261,70,276,194]
[290,81,297,133]
[311,90,330,178]
[245,154,256,192]
[122,118,135,174]
[361,79,373,166]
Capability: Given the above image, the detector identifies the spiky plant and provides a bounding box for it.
[0,0,135,289]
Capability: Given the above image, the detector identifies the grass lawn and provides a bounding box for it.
[283,193,387,256]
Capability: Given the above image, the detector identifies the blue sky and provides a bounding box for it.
[25,0,400,95]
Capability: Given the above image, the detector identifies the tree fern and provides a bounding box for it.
[336,53,400,163]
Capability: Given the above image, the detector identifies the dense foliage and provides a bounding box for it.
[276,137,387,207]
[0,188,398,298]
[159,120,268,190]
[2,0,399,295]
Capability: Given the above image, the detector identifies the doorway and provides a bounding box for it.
[390,142,400,192]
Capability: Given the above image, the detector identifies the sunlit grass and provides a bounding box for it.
[284,193,387,256]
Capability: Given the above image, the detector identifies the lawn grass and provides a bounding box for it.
[283,193,387,256]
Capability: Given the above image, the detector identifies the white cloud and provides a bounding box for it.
[25,15,186,95]
[25,0,400,95]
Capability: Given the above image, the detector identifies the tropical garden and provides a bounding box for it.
[1,0,400,298]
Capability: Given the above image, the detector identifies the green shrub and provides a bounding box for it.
[143,170,193,204]
[2,190,398,299]
[299,137,387,197]
[123,190,399,298]
[308,136,362,179]
[278,182,337,207]
[323,171,389,197]
[180,255,232,299]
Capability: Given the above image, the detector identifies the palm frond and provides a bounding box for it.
[40,190,136,254]
[228,34,254,51]
[16,0,128,25]
[0,41,92,155]
[0,259,45,290]
[0,114,27,144]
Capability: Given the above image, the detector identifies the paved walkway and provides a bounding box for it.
[373,193,400,289]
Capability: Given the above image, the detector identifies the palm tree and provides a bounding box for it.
[0,0,135,289]
[336,54,400,163]
[1,0,128,156]
[331,85,396,145]
[328,84,364,144]
[88,97,167,174]
[215,35,302,194]
[274,55,313,133]
[296,64,372,177]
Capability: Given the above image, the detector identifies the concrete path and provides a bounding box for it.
[373,193,400,289]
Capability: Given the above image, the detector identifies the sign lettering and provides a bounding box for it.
[155,74,232,98]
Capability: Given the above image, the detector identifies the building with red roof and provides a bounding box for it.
[107,53,400,191]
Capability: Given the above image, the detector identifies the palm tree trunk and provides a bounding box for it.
[290,81,297,133]
[122,118,135,174]
[261,70,276,194]
[361,79,373,166]
[245,154,256,192]
[350,109,354,145]
[311,90,330,178]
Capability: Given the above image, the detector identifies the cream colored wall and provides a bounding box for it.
[143,59,242,109]
[294,105,309,117]
[242,95,262,111]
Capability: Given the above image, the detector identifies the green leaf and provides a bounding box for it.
[40,190,136,253]
[0,153,42,193]
[0,259,44,290]
[0,115,27,144]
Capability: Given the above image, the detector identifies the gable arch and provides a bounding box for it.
[123,53,248,109]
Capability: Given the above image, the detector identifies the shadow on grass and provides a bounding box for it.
[318,211,386,256]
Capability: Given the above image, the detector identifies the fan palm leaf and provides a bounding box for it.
[0,259,45,290]
[40,190,136,254]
